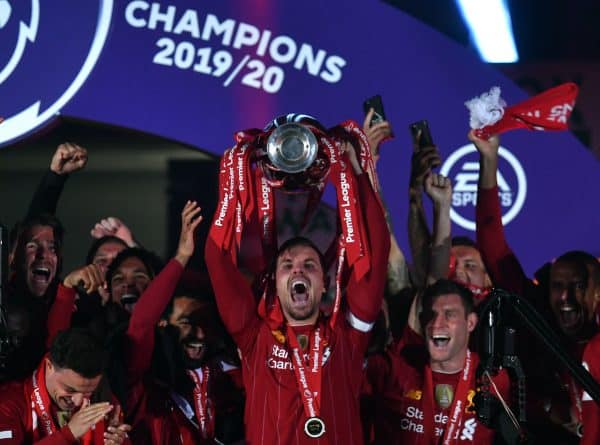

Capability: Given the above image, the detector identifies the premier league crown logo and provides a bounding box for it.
[0,0,113,147]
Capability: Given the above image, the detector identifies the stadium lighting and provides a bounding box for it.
[455,0,519,63]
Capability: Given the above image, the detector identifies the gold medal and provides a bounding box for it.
[297,334,309,351]
[304,417,326,438]
[435,384,454,409]
[56,411,70,428]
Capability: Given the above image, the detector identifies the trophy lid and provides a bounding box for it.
[266,122,318,174]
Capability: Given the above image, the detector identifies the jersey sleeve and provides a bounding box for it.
[345,174,391,331]
[205,236,261,354]
[476,185,529,295]
[125,258,184,382]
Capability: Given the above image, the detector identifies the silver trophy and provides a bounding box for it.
[259,114,330,190]
[266,122,318,174]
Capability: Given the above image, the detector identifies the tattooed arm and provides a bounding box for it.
[363,109,410,294]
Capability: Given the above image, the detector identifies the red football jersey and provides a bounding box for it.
[581,333,600,445]
[206,174,390,445]
[367,344,510,445]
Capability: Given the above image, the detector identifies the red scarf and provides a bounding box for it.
[475,82,579,139]
[25,358,105,444]
[286,325,326,426]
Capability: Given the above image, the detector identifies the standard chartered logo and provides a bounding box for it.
[440,144,527,231]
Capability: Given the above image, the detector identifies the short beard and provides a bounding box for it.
[284,303,318,323]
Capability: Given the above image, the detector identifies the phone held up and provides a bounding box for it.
[409,120,434,151]
[363,94,387,127]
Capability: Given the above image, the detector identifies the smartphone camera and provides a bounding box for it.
[409,120,434,150]
[363,94,386,127]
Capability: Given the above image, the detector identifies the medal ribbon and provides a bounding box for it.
[329,241,346,329]
[254,166,277,261]
[211,148,237,262]
[187,367,214,439]
[422,350,475,445]
[341,119,382,199]
[286,325,325,421]
[29,362,57,438]
[234,143,253,253]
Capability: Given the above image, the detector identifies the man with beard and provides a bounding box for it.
[8,141,88,299]
[123,201,243,444]
[4,215,69,379]
[0,328,131,445]
[9,214,63,303]
[472,130,600,442]
[105,247,160,315]
[206,142,390,444]
[5,143,90,365]
[367,279,510,444]
[548,251,600,341]
[0,261,105,381]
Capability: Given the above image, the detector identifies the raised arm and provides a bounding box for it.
[26,143,88,219]
[205,218,260,351]
[408,145,441,287]
[407,172,452,335]
[424,172,452,284]
[362,110,410,295]
[90,217,139,248]
[342,142,391,324]
[471,131,528,294]
[46,264,105,347]
[125,201,202,381]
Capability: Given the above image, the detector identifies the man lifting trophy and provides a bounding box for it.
[206,113,390,444]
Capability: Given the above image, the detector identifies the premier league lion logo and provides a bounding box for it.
[0,0,113,146]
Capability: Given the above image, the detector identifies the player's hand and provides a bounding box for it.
[63,264,105,294]
[90,217,136,247]
[67,400,113,439]
[50,142,88,175]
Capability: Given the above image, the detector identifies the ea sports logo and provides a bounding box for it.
[440,144,527,231]
[0,0,113,146]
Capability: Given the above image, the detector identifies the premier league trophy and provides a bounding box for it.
[210,111,378,294]
[254,114,332,192]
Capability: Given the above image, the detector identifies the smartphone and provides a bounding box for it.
[363,94,387,127]
[409,120,434,150]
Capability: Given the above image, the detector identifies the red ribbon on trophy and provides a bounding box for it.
[465,82,579,140]
[209,113,379,330]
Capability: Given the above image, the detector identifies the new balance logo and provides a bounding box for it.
[459,418,477,441]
